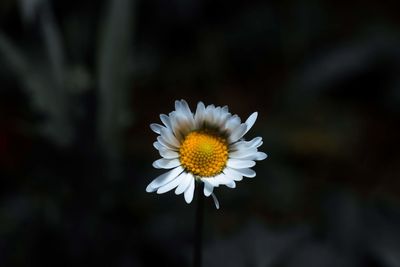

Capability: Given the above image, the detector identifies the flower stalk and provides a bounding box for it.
[193,184,205,267]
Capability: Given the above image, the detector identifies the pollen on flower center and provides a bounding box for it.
[179,131,228,177]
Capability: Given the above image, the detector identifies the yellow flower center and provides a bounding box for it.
[179,131,228,177]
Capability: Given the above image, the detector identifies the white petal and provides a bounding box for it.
[201,177,219,187]
[152,158,181,169]
[168,112,185,140]
[220,110,232,125]
[157,171,186,194]
[211,193,220,209]
[225,180,236,188]
[176,100,193,120]
[231,137,263,151]
[153,142,162,150]
[210,106,222,125]
[159,148,179,159]
[229,147,258,159]
[206,104,215,111]
[244,112,258,134]
[170,111,195,139]
[215,107,231,126]
[228,124,247,143]
[225,115,241,132]
[180,100,196,127]
[236,152,267,161]
[255,152,268,160]
[160,128,180,147]
[175,100,186,113]
[203,180,214,197]
[184,176,195,203]
[175,100,183,112]
[227,159,255,169]
[175,172,193,195]
[150,123,165,134]
[204,104,216,123]
[247,137,263,148]
[194,101,206,127]
[214,173,233,185]
[160,114,172,129]
[223,167,243,181]
[145,166,184,192]
[230,168,256,178]
[157,136,178,150]
[181,99,192,113]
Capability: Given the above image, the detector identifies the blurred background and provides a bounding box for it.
[1,0,400,266]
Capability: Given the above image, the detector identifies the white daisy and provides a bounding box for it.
[146,100,267,209]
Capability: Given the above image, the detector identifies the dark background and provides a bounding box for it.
[1,0,400,266]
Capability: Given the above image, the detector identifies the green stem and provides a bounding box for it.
[193,185,205,267]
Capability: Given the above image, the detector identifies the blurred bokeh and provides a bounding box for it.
[1,0,400,266]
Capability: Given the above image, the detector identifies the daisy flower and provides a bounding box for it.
[146,100,267,209]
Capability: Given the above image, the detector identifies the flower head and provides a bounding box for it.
[146,100,267,208]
